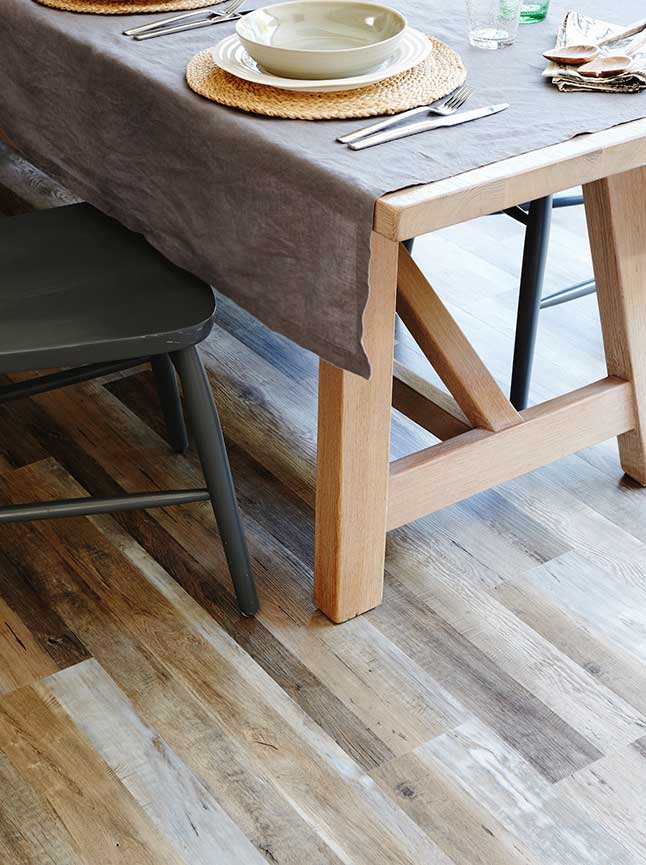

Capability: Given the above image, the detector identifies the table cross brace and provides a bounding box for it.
[389,240,638,529]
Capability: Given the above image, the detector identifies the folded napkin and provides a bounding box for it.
[544,11,646,92]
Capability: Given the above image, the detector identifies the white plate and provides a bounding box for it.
[211,27,431,92]
[236,1,407,80]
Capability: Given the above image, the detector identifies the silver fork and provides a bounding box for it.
[337,84,474,145]
[123,0,244,37]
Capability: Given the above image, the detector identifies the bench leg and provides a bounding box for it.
[314,233,398,623]
[584,167,646,485]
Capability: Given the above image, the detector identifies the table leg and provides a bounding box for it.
[584,167,646,485]
[314,232,398,623]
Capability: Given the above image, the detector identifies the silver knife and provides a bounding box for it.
[133,13,242,39]
[348,103,510,151]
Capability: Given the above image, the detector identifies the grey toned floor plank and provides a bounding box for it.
[557,738,646,860]
[493,577,646,719]
[423,719,636,865]
[369,579,602,783]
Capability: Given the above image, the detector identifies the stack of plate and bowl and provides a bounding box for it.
[214,0,432,92]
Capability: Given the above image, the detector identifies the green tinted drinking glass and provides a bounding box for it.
[520,0,550,22]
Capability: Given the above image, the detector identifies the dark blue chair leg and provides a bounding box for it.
[151,354,189,454]
[510,195,553,411]
[406,199,582,413]
[173,346,259,616]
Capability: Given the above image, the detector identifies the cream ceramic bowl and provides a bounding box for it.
[236,1,407,80]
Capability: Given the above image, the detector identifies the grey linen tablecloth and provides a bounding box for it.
[2,0,645,376]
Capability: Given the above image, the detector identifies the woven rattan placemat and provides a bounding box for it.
[35,0,219,14]
[186,37,466,120]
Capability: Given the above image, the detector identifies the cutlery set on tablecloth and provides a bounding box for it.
[341,98,509,150]
[125,0,509,148]
[124,0,248,39]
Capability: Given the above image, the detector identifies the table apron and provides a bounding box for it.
[374,119,646,241]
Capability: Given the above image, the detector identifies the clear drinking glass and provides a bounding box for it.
[465,0,523,49]
[520,0,550,23]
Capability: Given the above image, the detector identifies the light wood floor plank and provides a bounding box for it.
[517,551,646,667]
[0,684,189,865]
[542,445,646,551]
[387,500,561,595]
[46,659,268,865]
[0,750,89,865]
[371,750,539,865]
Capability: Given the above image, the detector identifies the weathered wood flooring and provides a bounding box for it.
[1,141,646,864]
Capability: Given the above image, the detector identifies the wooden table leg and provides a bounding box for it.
[584,166,646,485]
[314,232,398,623]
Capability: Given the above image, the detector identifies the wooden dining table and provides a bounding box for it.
[315,119,646,622]
[2,1,646,625]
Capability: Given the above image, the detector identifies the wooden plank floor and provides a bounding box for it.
[2,142,646,864]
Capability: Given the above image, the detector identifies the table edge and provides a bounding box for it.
[374,117,646,240]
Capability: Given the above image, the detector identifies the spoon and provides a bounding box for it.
[578,28,646,78]
[543,18,646,66]
[543,44,600,66]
